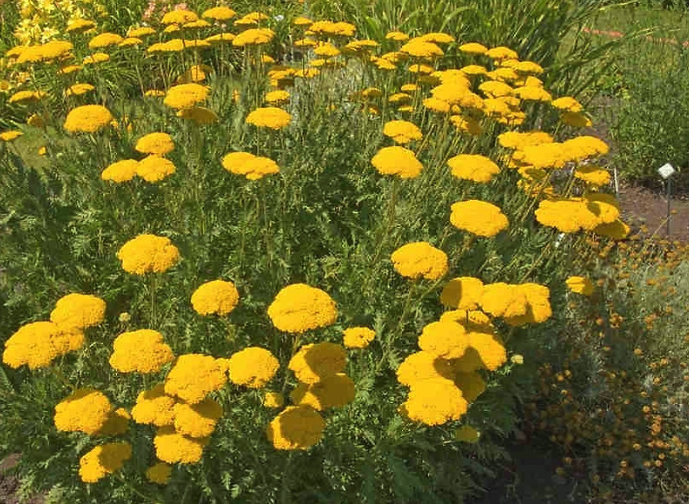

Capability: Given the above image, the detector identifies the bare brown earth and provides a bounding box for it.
[618,183,689,242]
[0,454,43,504]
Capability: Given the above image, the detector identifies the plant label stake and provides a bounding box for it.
[657,163,676,236]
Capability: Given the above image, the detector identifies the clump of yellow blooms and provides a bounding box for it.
[221,152,280,180]
[50,293,105,331]
[54,388,112,435]
[154,426,209,464]
[173,398,223,438]
[417,321,469,359]
[450,200,509,237]
[135,132,175,156]
[290,373,355,410]
[109,330,175,374]
[165,354,228,404]
[390,242,449,280]
[79,442,131,483]
[136,155,177,183]
[63,104,113,134]
[245,107,292,130]
[227,347,280,388]
[117,234,180,275]
[566,276,594,296]
[440,277,484,310]
[97,407,131,436]
[267,284,338,333]
[401,377,468,426]
[101,159,139,183]
[266,405,326,450]
[191,280,240,316]
[448,154,501,183]
[288,342,347,384]
[342,327,376,349]
[382,120,423,144]
[146,462,172,484]
[371,146,423,179]
[163,83,210,109]
[3,321,84,370]
[131,384,177,427]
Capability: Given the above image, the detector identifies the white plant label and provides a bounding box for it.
[658,163,676,179]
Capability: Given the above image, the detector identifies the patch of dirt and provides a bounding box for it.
[0,454,43,504]
[618,183,689,242]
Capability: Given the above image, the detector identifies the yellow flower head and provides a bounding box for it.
[440,277,484,310]
[400,40,443,58]
[288,342,347,384]
[486,46,519,60]
[498,131,553,151]
[162,10,199,25]
[66,19,96,33]
[163,83,210,109]
[3,321,84,370]
[227,347,280,388]
[290,373,355,411]
[109,329,175,374]
[135,132,175,156]
[154,426,208,464]
[79,442,131,483]
[534,198,601,233]
[265,90,290,105]
[245,107,291,130]
[371,146,423,179]
[97,407,131,436]
[221,152,280,180]
[418,321,469,359]
[117,234,180,275]
[54,388,112,435]
[101,159,139,183]
[566,276,594,296]
[504,283,552,326]
[423,97,451,114]
[27,114,46,128]
[390,242,448,280]
[448,154,500,183]
[88,32,123,49]
[232,28,275,47]
[17,40,73,63]
[396,350,456,386]
[551,96,583,113]
[459,42,488,54]
[65,83,95,97]
[146,462,172,484]
[450,200,509,237]
[266,405,325,450]
[342,327,376,349]
[267,284,338,333]
[165,354,228,404]
[9,90,46,103]
[382,120,423,144]
[454,332,507,372]
[386,31,409,41]
[191,280,240,316]
[174,397,223,438]
[131,384,177,426]
[83,52,110,64]
[0,131,23,142]
[479,283,528,319]
[63,104,113,133]
[128,26,156,38]
[263,391,285,408]
[176,106,219,125]
[50,293,105,331]
[401,378,467,425]
[202,6,236,20]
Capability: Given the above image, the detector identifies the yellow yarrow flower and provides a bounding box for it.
[63,105,113,133]
[396,351,456,386]
[391,242,448,280]
[8,90,46,103]
[245,107,291,130]
[401,377,467,426]
[50,293,105,331]
[459,42,487,54]
[65,83,95,97]
[173,397,223,438]
[288,342,347,384]
[131,384,177,427]
[101,159,139,183]
[54,388,112,435]
[136,155,176,183]
[83,52,110,64]
[418,321,469,359]
[117,234,180,275]
[448,154,500,183]
[263,391,284,408]
[266,405,325,450]
[165,354,228,404]
[290,373,355,411]
[146,462,172,484]
[109,329,175,374]
[566,276,594,296]
[135,132,175,156]
[88,32,123,49]
[440,277,485,310]
[227,347,280,388]
[191,280,240,316]
[0,130,23,142]
[382,120,423,144]
[163,83,210,109]
[267,284,338,334]
[202,6,236,21]
[342,327,376,349]
[232,28,275,47]
[450,200,509,237]
[479,283,528,319]
[3,321,84,370]
[371,146,423,179]
[221,152,280,180]
[162,10,199,25]
[79,442,131,483]
[154,426,208,464]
